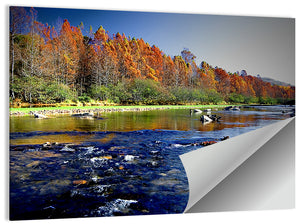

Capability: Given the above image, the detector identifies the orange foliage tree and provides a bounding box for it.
[9,7,295,104]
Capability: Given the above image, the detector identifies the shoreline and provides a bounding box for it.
[9,105,231,117]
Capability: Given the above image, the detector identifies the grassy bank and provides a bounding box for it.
[9,104,234,116]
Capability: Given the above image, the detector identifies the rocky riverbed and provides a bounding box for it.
[11,129,221,219]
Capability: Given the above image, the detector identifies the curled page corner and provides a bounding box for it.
[180,117,294,213]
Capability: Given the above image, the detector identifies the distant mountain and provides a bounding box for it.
[260,77,292,87]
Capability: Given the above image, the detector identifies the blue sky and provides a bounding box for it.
[27,7,295,85]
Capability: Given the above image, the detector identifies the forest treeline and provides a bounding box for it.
[9,7,295,106]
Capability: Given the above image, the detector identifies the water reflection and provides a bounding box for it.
[10,107,292,141]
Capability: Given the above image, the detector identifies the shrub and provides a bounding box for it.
[52,84,77,102]
[89,85,111,101]
[78,94,92,103]
[34,82,76,103]
[110,82,133,104]
[228,93,245,103]
[207,89,224,104]
[129,79,165,105]
[244,96,258,104]
[258,97,278,105]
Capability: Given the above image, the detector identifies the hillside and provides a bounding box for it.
[261,77,292,87]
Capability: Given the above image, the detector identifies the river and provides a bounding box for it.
[9,105,294,220]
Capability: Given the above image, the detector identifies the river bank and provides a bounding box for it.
[9,105,232,116]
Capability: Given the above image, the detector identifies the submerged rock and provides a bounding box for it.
[25,160,41,168]
[71,112,94,118]
[151,177,180,186]
[72,180,88,185]
[224,106,240,111]
[109,146,126,151]
[231,106,240,111]
[39,179,71,195]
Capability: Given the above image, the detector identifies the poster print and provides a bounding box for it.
[9,6,295,220]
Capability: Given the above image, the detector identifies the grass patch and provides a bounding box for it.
[10,104,235,114]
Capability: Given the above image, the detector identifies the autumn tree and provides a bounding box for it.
[8,7,295,105]
[198,61,216,90]
[161,54,175,87]
[9,7,30,99]
[181,48,197,87]
[215,68,231,98]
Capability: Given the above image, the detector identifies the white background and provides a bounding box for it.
[1,0,299,223]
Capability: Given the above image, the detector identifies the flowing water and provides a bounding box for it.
[9,105,294,220]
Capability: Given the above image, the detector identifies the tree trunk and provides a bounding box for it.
[10,36,15,99]
[11,37,15,83]
[29,92,32,104]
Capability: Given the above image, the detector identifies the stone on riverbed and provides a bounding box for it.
[221,136,230,141]
[124,155,138,161]
[60,145,75,152]
[41,142,59,150]
[26,160,41,168]
[200,115,213,123]
[42,142,51,150]
[192,109,202,113]
[39,180,71,195]
[231,106,240,111]
[72,180,88,185]
[151,177,180,186]
[200,140,217,146]
[224,106,240,111]
[200,114,221,123]
[34,113,47,119]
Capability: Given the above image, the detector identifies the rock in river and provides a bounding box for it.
[200,115,213,123]
[71,112,94,118]
[224,106,240,111]
[72,180,88,185]
[124,155,138,161]
[200,114,221,123]
[34,113,47,119]
[60,145,75,152]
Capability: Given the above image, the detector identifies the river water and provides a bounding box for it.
[9,105,294,220]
